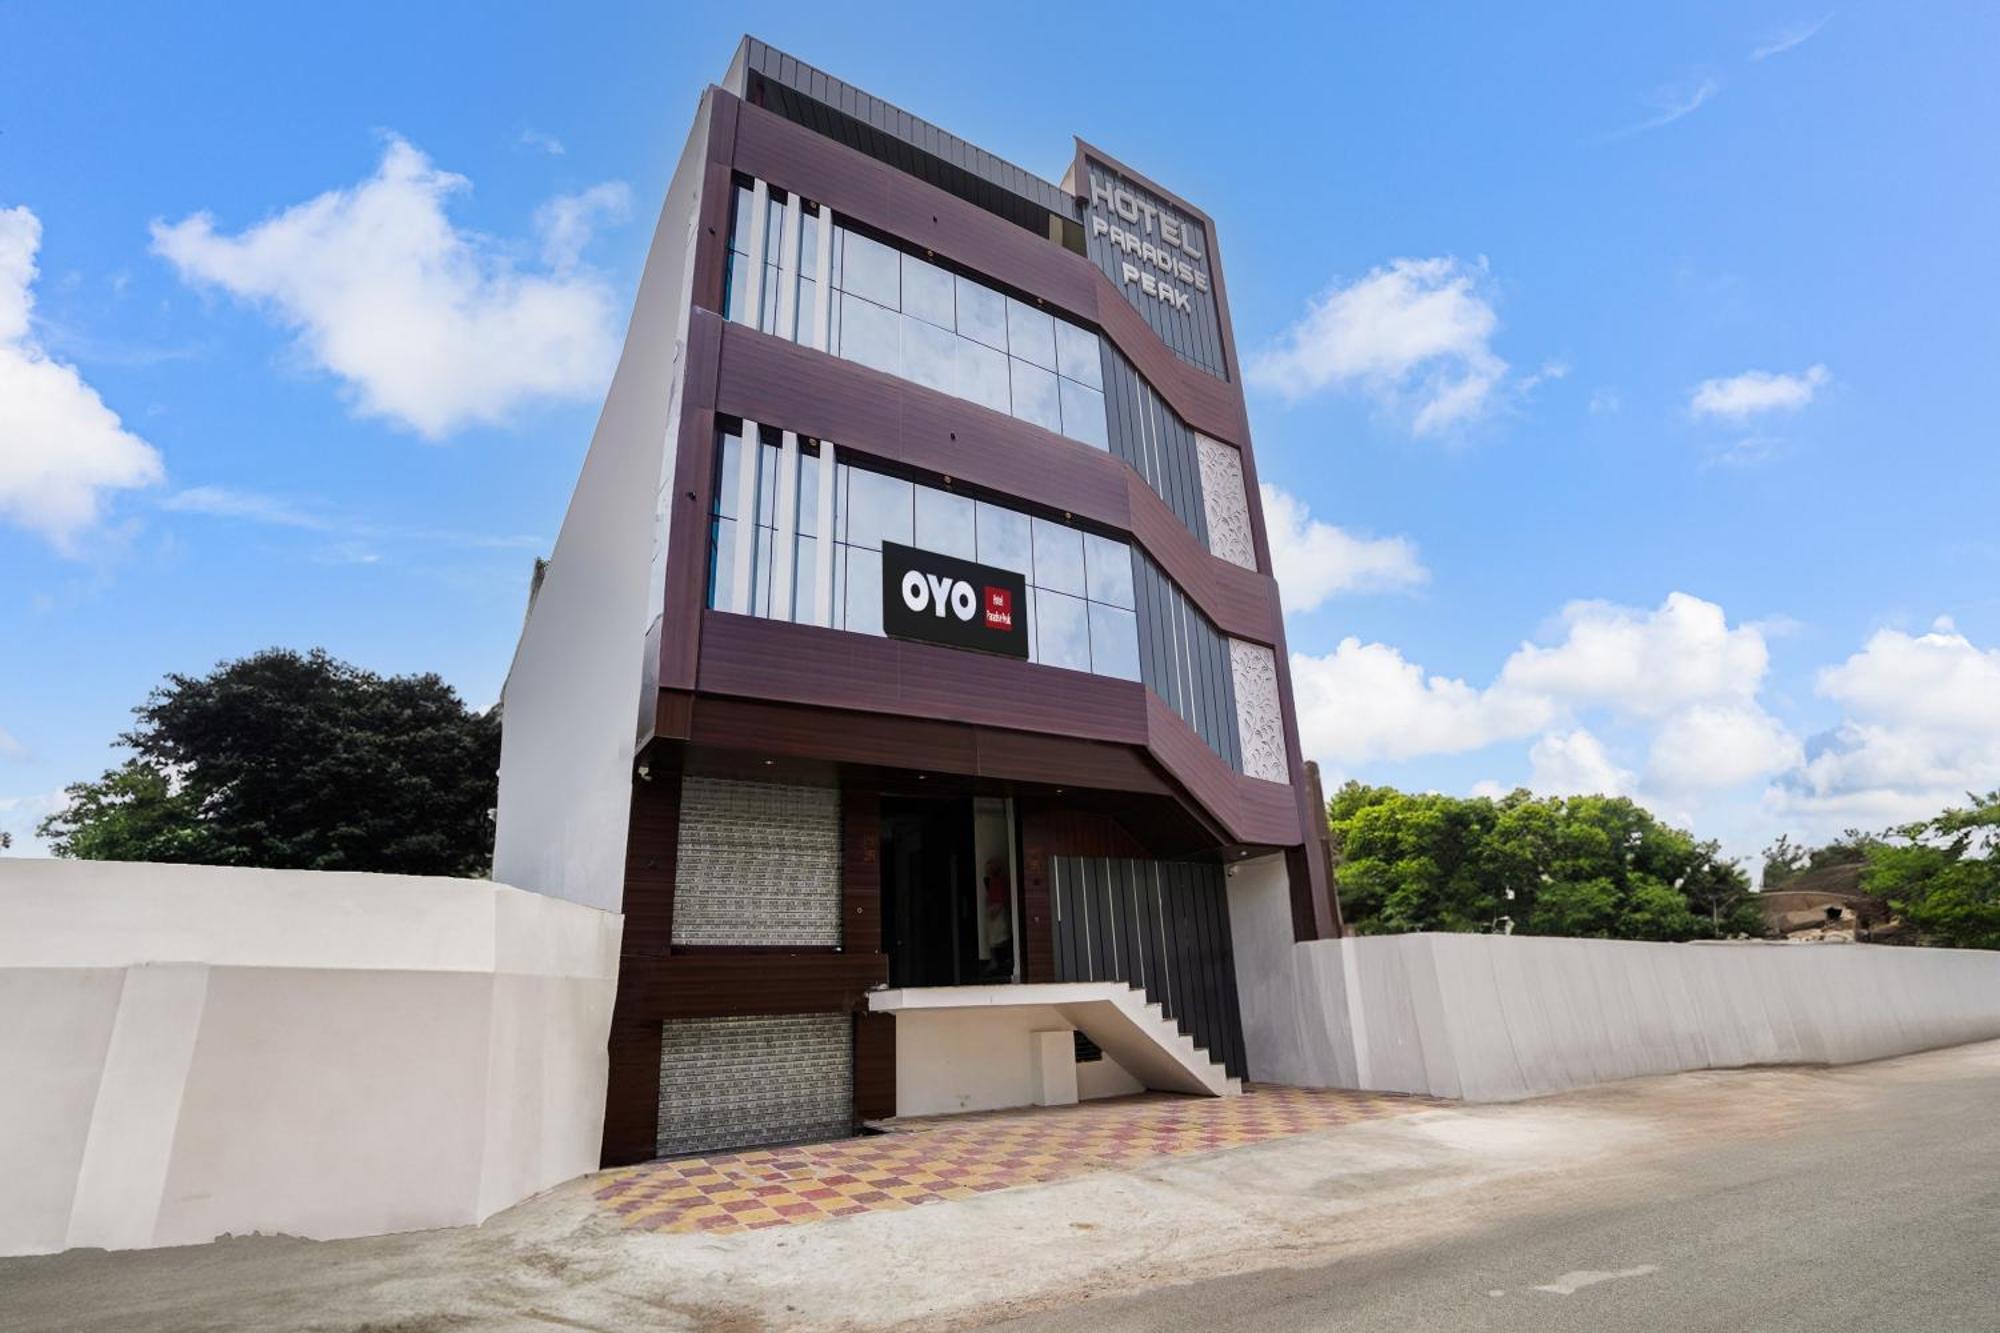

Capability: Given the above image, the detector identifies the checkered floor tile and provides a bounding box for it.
[595,1085,1436,1235]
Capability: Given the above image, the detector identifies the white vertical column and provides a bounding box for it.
[770,431,799,620]
[814,440,837,626]
[811,207,835,352]
[738,179,769,329]
[729,420,759,614]
[774,192,802,342]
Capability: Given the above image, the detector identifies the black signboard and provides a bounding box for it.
[880,542,1029,660]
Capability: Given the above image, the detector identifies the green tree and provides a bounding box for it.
[1760,833,1809,889]
[1862,792,2000,950]
[38,648,500,876]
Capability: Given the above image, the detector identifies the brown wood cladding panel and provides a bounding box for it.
[659,310,725,693]
[601,1021,661,1168]
[692,696,980,773]
[970,727,1168,795]
[621,772,682,957]
[1144,693,1301,847]
[842,787,882,954]
[616,953,889,1022]
[699,612,1151,746]
[729,94,1249,449]
[852,1012,896,1120]
[1124,473,1280,642]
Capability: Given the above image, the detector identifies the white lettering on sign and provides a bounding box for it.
[901,569,980,621]
[1088,170,1212,317]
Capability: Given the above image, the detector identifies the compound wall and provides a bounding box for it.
[1226,853,2000,1101]
[0,859,622,1257]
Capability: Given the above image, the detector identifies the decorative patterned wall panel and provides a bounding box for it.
[1229,640,1288,784]
[658,1012,852,1156]
[1196,436,1255,571]
[672,777,841,946]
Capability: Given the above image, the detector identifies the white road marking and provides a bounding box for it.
[1531,1265,1660,1296]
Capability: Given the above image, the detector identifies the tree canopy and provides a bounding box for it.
[38,648,500,876]
[1859,791,2000,950]
[1328,783,1760,941]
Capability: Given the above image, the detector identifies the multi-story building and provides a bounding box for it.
[495,37,1340,1166]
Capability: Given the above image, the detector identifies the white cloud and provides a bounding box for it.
[0,205,165,549]
[519,129,567,156]
[161,484,339,531]
[152,136,625,438]
[0,726,26,760]
[0,790,64,857]
[1689,364,1829,422]
[1291,638,1551,765]
[1499,592,1770,718]
[535,182,632,272]
[1261,484,1427,612]
[1647,703,1801,791]
[1612,78,1721,137]
[1530,729,1635,797]
[1753,15,1830,60]
[1248,257,1508,435]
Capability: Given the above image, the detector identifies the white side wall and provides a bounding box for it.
[893,1007,1143,1117]
[491,91,715,912]
[0,859,622,1257]
[1227,858,2000,1101]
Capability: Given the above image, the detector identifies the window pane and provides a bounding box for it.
[797,210,819,278]
[793,277,816,344]
[791,531,816,623]
[1006,297,1057,370]
[796,451,819,538]
[727,183,755,254]
[901,252,955,329]
[976,501,1032,576]
[837,228,899,308]
[722,251,750,323]
[900,313,959,396]
[751,526,774,617]
[960,337,1009,414]
[915,485,976,559]
[1035,589,1091,671]
[713,432,742,519]
[764,195,786,262]
[1088,603,1141,681]
[754,441,778,525]
[843,469,912,550]
[1054,321,1103,389]
[830,544,847,630]
[1010,358,1061,433]
[1060,378,1109,450]
[844,545,884,636]
[838,293,900,375]
[1083,533,1135,609]
[709,516,736,610]
[760,262,782,335]
[956,277,1008,350]
[1031,517,1085,595]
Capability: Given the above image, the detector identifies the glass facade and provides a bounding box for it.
[722,181,1110,451]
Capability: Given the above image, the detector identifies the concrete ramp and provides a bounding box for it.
[868,983,1240,1100]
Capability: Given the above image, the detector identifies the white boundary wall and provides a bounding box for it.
[1226,853,2000,1101]
[0,860,622,1257]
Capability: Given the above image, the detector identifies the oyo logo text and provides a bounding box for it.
[901,570,979,622]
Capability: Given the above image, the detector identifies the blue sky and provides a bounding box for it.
[4,2,1997,868]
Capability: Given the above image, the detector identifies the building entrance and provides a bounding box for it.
[881,796,1019,988]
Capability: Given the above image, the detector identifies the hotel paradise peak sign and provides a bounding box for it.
[1082,158,1228,379]
[881,542,1029,660]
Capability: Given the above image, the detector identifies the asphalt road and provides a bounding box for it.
[985,1058,2000,1332]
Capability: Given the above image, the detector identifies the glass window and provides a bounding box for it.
[1083,533,1135,609]
[1006,297,1057,370]
[727,183,755,253]
[841,468,912,550]
[792,534,817,622]
[975,502,1032,576]
[750,526,774,617]
[722,252,750,323]
[710,516,737,610]
[900,313,959,396]
[959,337,1010,414]
[837,228,900,308]
[754,441,778,525]
[838,292,900,376]
[760,261,782,334]
[1035,589,1091,671]
[1060,379,1109,450]
[793,278,816,345]
[797,210,819,278]
[714,432,742,519]
[1010,358,1061,433]
[795,451,819,537]
[764,195,786,263]
[1031,517,1085,595]
[1054,320,1103,389]
[1088,603,1141,681]
[844,546,884,636]
[956,277,1008,350]
[915,485,976,559]
[901,253,956,329]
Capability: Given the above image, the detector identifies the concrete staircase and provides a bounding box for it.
[867,982,1240,1098]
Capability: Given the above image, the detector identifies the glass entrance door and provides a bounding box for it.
[882,796,1020,987]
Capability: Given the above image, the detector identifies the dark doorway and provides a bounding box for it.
[882,796,1018,987]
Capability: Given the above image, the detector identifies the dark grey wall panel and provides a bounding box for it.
[1050,856,1246,1080]
[1102,347,1209,544]
[1133,551,1241,770]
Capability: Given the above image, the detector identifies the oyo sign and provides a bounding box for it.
[881,542,1028,660]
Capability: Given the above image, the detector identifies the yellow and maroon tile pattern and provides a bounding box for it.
[595,1085,1436,1234]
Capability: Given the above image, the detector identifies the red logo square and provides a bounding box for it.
[983,586,1014,630]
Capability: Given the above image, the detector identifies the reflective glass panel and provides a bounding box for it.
[1054,320,1103,389]
[956,277,1008,350]
[1088,603,1141,681]
[838,293,900,376]
[793,278,816,345]
[713,433,742,519]
[837,228,900,308]
[1060,378,1109,449]
[901,253,955,329]
[797,210,819,278]
[722,252,749,323]
[792,534,816,623]
[841,468,913,550]
[959,337,1010,414]
[914,485,976,559]
[727,183,754,253]
[1031,517,1085,595]
[750,526,774,617]
[1083,533,1135,609]
[709,516,737,610]
[844,545,884,636]
[1010,358,1062,433]
[975,502,1033,576]
[900,314,959,396]
[795,451,819,537]
[1035,589,1091,671]
[1006,297,1057,370]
